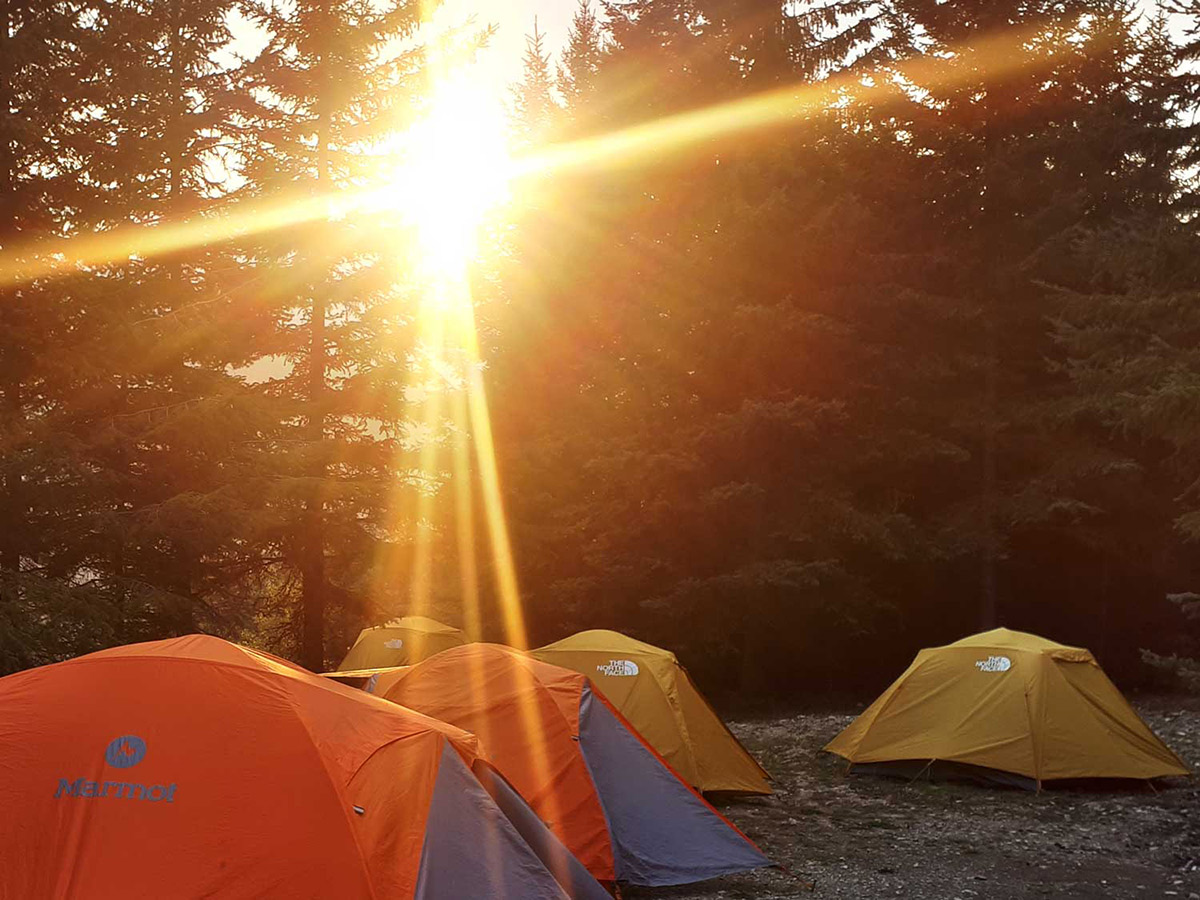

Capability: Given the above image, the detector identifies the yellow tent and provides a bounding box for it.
[333,616,465,672]
[826,627,1190,788]
[532,629,771,794]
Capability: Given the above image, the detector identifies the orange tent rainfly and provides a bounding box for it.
[0,635,602,899]
[374,643,772,888]
[336,615,466,672]
[532,629,772,794]
[826,627,1191,789]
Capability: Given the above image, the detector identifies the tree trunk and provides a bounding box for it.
[300,13,331,671]
[301,261,329,670]
[980,339,999,630]
[978,40,1004,632]
[165,0,198,633]
[0,0,23,592]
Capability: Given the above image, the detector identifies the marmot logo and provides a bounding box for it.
[975,655,1012,672]
[596,659,639,677]
[104,735,147,768]
[55,736,177,804]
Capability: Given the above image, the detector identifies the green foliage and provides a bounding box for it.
[5,0,1200,693]
[513,20,557,144]
[482,0,1200,692]
[197,0,446,669]
[557,1,605,115]
[0,0,451,674]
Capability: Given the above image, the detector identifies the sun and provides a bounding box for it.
[385,76,514,278]
[369,71,532,653]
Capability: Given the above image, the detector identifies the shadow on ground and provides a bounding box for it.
[629,697,1200,900]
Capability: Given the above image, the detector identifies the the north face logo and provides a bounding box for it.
[975,655,1012,672]
[104,735,147,768]
[596,659,639,677]
[383,639,404,650]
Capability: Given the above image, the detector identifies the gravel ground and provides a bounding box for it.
[629,696,1200,900]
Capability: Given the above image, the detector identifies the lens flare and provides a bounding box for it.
[374,69,529,649]
[384,77,513,277]
[0,25,1054,289]
[0,25,1061,658]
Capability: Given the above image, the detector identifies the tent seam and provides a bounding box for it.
[268,670,385,900]
[845,654,931,759]
[678,664,771,783]
[1023,655,1044,788]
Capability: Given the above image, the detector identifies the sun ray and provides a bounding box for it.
[453,289,529,650]
[384,76,513,278]
[512,22,1058,180]
[407,303,446,622]
[451,386,482,643]
[0,22,1064,670]
[0,23,1061,290]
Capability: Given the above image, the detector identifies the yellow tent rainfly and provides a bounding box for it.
[532,629,772,795]
[826,627,1191,789]
[334,616,465,672]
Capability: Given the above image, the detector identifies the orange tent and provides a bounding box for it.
[827,628,1191,788]
[374,643,770,888]
[0,635,601,899]
[532,629,771,794]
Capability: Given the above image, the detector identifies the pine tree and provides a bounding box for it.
[557,0,605,115]
[485,0,1200,688]
[0,0,101,660]
[0,2,100,589]
[598,0,715,120]
[488,0,947,689]
[693,0,806,84]
[1167,0,1200,193]
[512,19,558,145]
[0,0,237,666]
[233,0,435,669]
[1041,12,1200,662]
[59,0,249,636]
[781,0,1178,631]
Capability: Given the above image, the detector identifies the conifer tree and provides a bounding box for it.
[1042,12,1200,657]
[233,0,433,669]
[0,0,100,656]
[783,0,1180,630]
[599,0,715,119]
[486,0,1200,687]
[56,0,248,637]
[512,20,557,145]
[0,0,228,666]
[557,0,605,115]
[489,0,946,688]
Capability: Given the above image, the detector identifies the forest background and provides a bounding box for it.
[4,0,1200,700]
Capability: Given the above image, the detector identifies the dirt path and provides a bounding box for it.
[631,698,1200,899]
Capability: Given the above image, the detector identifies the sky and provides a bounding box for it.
[451,0,576,85]
[228,1,575,94]
[442,0,1178,86]
[231,1,1181,100]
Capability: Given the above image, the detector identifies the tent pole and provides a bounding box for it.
[907,759,934,785]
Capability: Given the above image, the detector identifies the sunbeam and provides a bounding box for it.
[0,20,1063,659]
[0,23,1058,290]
